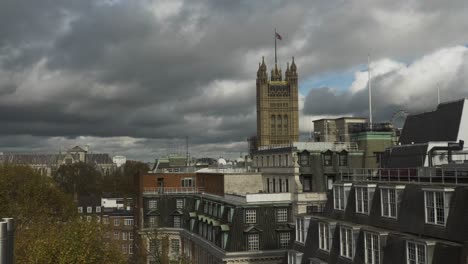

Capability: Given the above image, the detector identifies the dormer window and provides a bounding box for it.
[423,187,454,226]
[322,150,333,167]
[380,185,405,219]
[355,184,376,214]
[300,151,309,166]
[333,183,352,210]
[338,150,348,166]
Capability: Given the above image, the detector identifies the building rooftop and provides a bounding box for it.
[400,98,466,144]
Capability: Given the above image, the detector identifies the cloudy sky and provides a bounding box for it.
[1,0,468,161]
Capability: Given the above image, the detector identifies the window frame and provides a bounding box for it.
[279,232,291,249]
[173,215,181,228]
[148,199,158,210]
[423,188,453,226]
[339,226,354,259]
[245,209,257,224]
[318,222,331,251]
[355,184,376,215]
[380,186,404,219]
[176,198,185,209]
[247,233,260,251]
[364,231,380,264]
[276,208,288,223]
[406,241,427,264]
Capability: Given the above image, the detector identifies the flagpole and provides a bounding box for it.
[274,28,277,65]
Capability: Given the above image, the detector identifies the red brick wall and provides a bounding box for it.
[196,173,224,196]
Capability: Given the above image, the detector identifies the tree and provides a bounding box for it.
[0,164,126,264]
[53,162,103,197]
[16,219,126,264]
[138,228,192,264]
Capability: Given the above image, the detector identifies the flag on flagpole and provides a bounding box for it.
[275,32,282,40]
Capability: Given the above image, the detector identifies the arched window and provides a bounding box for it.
[277,116,283,136]
[283,115,289,136]
[271,115,276,136]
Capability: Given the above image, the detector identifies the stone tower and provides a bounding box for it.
[256,56,299,147]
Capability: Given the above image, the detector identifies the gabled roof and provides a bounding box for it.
[244,226,263,233]
[70,146,86,152]
[400,99,465,144]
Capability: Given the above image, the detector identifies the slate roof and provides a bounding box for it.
[69,146,86,152]
[1,154,59,165]
[399,99,465,144]
[382,144,429,168]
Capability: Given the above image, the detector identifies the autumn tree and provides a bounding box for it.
[0,163,126,264]
[53,162,103,196]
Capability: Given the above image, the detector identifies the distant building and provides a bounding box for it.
[113,156,127,168]
[0,145,116,176]
[313,117,367,143]
[383,98,468,168]
[77,195,136,261]
[256,57,299,148]
[289,99,468,264]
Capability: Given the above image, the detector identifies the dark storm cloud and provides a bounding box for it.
[1,0,468,159]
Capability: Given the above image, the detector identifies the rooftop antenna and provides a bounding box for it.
[437,83,441,105]
[368,52,373,131]
[185,136,189,167]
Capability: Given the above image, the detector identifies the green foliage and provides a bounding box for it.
[102,161,149,197]
[53,162,103,197]
[0,163,126,264]
[16,219,126,264]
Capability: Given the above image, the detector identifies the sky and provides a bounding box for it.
[1,0,468,161]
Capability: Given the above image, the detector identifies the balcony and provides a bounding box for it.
[339,167,468,185]
[143,187,205,194]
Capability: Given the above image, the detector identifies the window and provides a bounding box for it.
[114,219,120,226]
[122,244,127,254]
[247,234,259,251]
[122,232,127,240]
[300,153,309,166]
[406,241,426,264]
[381,188,397,218]
[228,208,234,222]
[245,209,256,224]
[87,206,92,213]
[318,222,330,251]
[96,206,101,213]
[124,219,134,226]
[296,218,305,243]
[364,232,380,264]
[128,245,133,254]
[222,232,229,249]
[174,215,181,228]
[171,239,180,254]
[78,207,83,213]
[114,231,119,240]
[86,216,91,222]
[323,153,332,166]
[148,199,157,210]
[339,152,348,166]
[340,226,353,259]
[355,187,370,214]
[276,208,288,223]
[195,199,200,210]
[103,217,109,224]
[149,216,158,227]
[279,155,282,167]
[128,232,134,240]
[279,232,290,248]
[334,185,346,210]
[96,216,101,223]
[181,178,193,187]
[424,190,452,226]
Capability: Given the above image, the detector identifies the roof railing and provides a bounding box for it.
[338,167,468,185]
[143,187,205,194]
